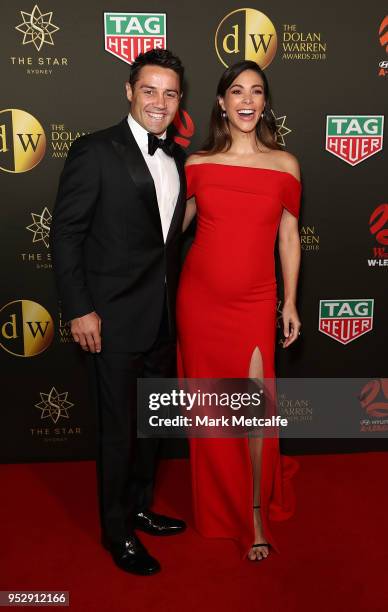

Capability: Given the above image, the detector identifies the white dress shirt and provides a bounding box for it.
[127,114,180,242]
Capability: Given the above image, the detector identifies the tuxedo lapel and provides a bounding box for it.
[166,144,186,245]
[111,119,163,237]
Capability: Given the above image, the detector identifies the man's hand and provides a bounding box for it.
[71,311,102,353]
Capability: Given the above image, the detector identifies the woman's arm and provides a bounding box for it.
[182,196,197,231]
[278,209,301,347]
[182,154,202,232]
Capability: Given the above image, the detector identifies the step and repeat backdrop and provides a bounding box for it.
[0,1,387,461]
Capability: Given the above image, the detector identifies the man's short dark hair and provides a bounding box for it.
[129,49,184,91]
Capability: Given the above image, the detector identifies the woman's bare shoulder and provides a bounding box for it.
[185,153,206,167]
[185,151,221,167]
[271,149,301,180]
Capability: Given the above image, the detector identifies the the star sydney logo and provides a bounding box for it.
[35,387,74,424]
[104,13,166,65]
[26,206,51,248]
[326,116,384,166]
[274,114,291,147]
[15,5,59,52]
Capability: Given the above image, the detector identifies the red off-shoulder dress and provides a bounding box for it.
[177,163,301,556]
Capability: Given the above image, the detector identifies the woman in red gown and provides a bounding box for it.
[176,60,302,561]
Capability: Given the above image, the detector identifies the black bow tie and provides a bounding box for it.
[148,133,174,157]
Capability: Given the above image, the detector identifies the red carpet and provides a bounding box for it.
[1,454,388,612]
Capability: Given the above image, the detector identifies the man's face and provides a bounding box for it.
[126,65,181,136]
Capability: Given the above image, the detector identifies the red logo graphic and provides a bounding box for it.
[359,379,388,417]
[378,16,388,76]
[173,109,195,148]
[368,204,388,266]
[379,16,388,52]
[369,203,388,245]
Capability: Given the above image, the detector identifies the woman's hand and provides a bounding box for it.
[282,301,301,348]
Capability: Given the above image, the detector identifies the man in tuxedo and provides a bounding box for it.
[51,49,187,576]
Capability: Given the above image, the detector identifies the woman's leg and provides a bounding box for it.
[247,346,270,561]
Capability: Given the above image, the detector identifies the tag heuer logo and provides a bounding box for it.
[326,116,384,166]
[319,299,374,345]
[104,13,166,65]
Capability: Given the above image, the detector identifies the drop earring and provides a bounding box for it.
[222,111,227,119]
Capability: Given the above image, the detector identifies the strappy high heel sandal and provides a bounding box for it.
[250,504,271,561]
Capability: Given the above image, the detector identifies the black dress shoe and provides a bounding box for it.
[134,510,186,536]
[102,533,160,576]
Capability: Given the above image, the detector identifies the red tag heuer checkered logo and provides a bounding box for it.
[326,116,384,166]
[319,299,374,345]
[104,13,167,65]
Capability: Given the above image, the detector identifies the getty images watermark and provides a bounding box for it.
[137,378,388,438]
[147,384,287,432]
[138,377,286,438]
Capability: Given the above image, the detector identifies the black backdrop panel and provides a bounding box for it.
[0,1,387,461]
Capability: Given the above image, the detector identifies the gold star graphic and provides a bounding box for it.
[35,387,74,424]
[273,113,292,147]
[26,206,51,248]
[276,299,283,328]
[276,299,286,346]
[15,4,59,52]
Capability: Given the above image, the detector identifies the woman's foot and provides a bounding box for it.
[247,506,270,561]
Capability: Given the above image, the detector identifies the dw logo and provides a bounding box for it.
[0,109,46,173]
[215,9,277,69]
[0,299,54,357]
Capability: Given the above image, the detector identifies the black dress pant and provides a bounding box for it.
[87,298,175,544]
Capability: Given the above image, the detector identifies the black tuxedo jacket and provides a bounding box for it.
[51,118,186,352]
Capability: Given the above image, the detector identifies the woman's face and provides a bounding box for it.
[219,69,266,134]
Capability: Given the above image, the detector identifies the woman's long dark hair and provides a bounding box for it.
[201,60,279,154]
